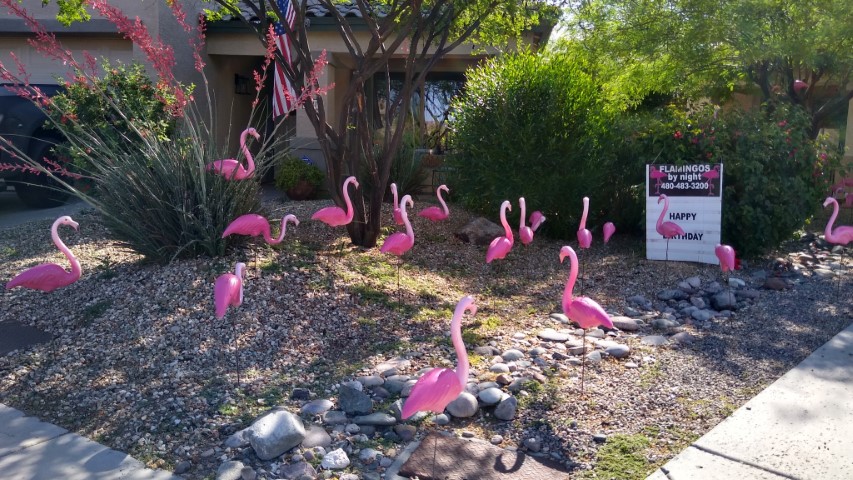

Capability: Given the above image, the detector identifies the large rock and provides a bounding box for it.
[711,291,738,310]
[446,392,478,418]
[610,316,639,331]
[339,383,373,415]
[494,396,517,421]
[455,217,505,245]
[246,410,306,460]
[279,461,316,480]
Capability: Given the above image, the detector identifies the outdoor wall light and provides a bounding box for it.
[234,74,251,95]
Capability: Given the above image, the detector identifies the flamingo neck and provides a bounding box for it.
[826,198,839,240]
[402,199,414,243]
[53,221,80,278]
[519,198,527,229]
[562,249,578,312]
[500,203,513,241]
[240,130,255,175]
[343,178,356,223]
[437,187,449,216]
[656,196,668,231]
[271,215,292,244]
[391,184,399,206]
[580,197,589,230]
[451,305,470,388]
[235,263,245,304]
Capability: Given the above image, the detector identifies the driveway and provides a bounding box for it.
[0,188,87,230]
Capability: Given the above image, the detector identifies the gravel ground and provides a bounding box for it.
[1,194,851,479]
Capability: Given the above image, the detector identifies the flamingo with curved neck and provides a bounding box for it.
[559,245,612,394]
[312,176,359,227]
[418,184,450,221]
[222,214,299,244]
[486,200,514,263]
[656,194,685,239]
[823,197,853,245]
[214,262,246,318]
[577,197,592,249]
[529,210,546,232]
[381,195,415,256]
[205,128,260,180]
[401,295,477,419]
[519,197,534,245]
[390,183,404,225]
[6,216,81,292]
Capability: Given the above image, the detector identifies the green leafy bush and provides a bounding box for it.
[275,155,325,193]
[447,50,615,238]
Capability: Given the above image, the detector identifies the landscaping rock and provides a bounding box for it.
[352,413,396,426]
[300,399,333,416]
[711,291,738,310]
[279,462,316,480]
[604,344,630,359]
[641,335,668,346]
[217,461,245,480]
[494,396,517,421]
[611,316,640,331]
[478,387,505,406]
[247,410,306,460]
[320,448,350,470]
[447,392,478,418]
[501,348,525,361]
[454,217,505,245]
[538,328,571,342]
[301,424,332,449]
[339,383,373,415]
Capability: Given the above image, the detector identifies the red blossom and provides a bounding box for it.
[673,131,682,139]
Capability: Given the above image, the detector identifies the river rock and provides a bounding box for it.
[446,392,478,418]
[610,316,639,331]
[320,448,350,470]
[246,410,306,460]
[339,384,373,415]
[494,396,517,421]
[455,217,505,245]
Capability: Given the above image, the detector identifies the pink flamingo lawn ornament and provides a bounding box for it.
[702,165,721,195]
[715,244,737,326]
[312,176,359,256]
[577,197,592,294]
[530,210,546,232]
[402,295,477,419]
[418,184,450,222]
[390,182,404,225]
[560,246,613,395]
[214,262,246,387]
[486,200,514,263]
[380,194,415,296]
[823,196,853,284]
[519,197,534,246]
[603,222,616,244]
[650,165,667,195]
[222,213,299,272]
[205,127,261,180]
[6,216,81,292]
[656,194,685,275]
[793,79,809,93]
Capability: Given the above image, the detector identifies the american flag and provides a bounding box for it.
[273,0,297,118]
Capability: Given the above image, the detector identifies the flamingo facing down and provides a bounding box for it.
[519,197,534,246]
[486,200,514,263]
[205,128,260,180]
[715,244,736,273]
[603,222,616,244]
[6,216,81,292]
[214,262,246,319]
[823,197,853,246]
[222,214,299,244]
[402,295,477,419]
[312,176,359,227]
[650,165,667,195]
[418,184,450,221]
[656,194,685,266]
[702,165,721,195]
[390,183,404,225]
[559,246,613,394]
[530,211,546,232]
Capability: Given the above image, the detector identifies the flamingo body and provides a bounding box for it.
[390,183,404,225]
[823,197,853,245]
[381,195,415,256]
[793,79,809,92]
[519,197,534,246]
[715,244,736,272]
[312,176,359,227]
[214,262,245,319]
[6,216,81,292]
[418,185,450,221]
[603,222,616,243]
[402,296,476,419]
[650,166,667,194]
[223,214,299,244]
[656,194,685,239]
[702,165,721,195]
[486,200,513,263]
[559,246,613,330]
[205,128,260,180]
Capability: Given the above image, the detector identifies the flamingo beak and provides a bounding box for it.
[69,220,79,230]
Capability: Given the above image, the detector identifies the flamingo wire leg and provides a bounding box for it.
[233,315,241,390]
[580,328,587,396]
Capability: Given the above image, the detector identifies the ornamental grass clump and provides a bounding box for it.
[0,0,331,262]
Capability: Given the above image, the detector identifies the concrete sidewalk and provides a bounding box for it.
[0,404,179,480]
[647,323,853,480]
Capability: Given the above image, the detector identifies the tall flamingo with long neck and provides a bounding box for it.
[823,197,853,246]
[381,195,415,295]
[577,197,592,294]
[418,184,450,221]
[390,183,404,225]
[656,194,685,268]
[6,216,81,292]
[519,197,534,246]
[560,246,613,394]
[402,295,477,419]
[486,200,514,263]
[205,128,260,180]
[312,176,359,227]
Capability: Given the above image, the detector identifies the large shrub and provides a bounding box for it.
[447,50,615,238]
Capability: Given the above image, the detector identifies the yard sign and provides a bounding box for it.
[646,164,723,265]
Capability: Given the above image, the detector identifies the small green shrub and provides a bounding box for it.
[275,155,324,194]
[588,434,652,480]
[447,50,615,238]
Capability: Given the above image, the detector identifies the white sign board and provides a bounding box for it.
[646,164,723,265]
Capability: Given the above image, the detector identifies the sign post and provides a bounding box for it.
[646,164,723,265]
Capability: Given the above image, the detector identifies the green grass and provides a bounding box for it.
[585,434,652,480]
[638,360,664,388]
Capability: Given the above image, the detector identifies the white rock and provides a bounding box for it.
[320,448,350,470]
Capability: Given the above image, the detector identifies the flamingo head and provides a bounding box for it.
[390,182,398,199]
[58,216,79,230]
[500,200,511,213]
[235,262,246,278]
[438,184,449,194]
[402,194,414,210]
[559,245,574,264]
[658,194,667,204]
[823,197,836,208]
[246,128,260,140]
[793,79,808,92]
[457,295,478,317]
[348,176,360,189]
[285,214,300,227]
